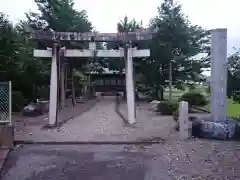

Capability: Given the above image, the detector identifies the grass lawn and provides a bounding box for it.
[165,88,240,119]
[204,99,240,118]
[227,99,240,118]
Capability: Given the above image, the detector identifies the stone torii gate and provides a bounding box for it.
[31,30,155,126]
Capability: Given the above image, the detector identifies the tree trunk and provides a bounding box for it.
[169,62,172,101]
[152,86,160,101]
[32,84,36,102]
[154,88,159,100]
[159,86,164,100]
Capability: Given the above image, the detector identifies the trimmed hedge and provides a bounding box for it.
[179,92,207,107]
[157,101,178,115]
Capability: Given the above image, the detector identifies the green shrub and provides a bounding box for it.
[179,92,207,107]
[206,85,211,94]
[157,101,178,115]
[36,87,49,100]
[233,91,240,103]
[12,91,27,112]
[189,84,196,90]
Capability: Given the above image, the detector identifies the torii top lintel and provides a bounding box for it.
[30,30,156,42]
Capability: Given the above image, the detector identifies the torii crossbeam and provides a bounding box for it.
[30,30,156,42]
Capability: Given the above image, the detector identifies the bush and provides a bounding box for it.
[36,87,49,100]
[233,91,240,103]
[206,85,211,94]
[12,91,27,112]
[157,101,178,115]
[179,92,207,107]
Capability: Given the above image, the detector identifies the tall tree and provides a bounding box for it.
[25,0,94,105]
[105,16,144,72]
[0,12,51,109]
[227,49,240,97]
[141,0,210,100]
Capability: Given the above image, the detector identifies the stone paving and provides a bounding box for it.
[14,96,175,142]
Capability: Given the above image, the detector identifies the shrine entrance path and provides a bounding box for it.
[14,96,175,142]
[3,141,240,179]
[5,97,240,179]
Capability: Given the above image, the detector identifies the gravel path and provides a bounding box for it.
[4,97,240,179]
[14,96,175,142]
[57,96,125,141]
[2,142,240,180]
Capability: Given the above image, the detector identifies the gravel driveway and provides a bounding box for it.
[2,141,240,180]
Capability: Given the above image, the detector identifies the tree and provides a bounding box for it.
[227,49,240,97]
[105,16,144,72]
[140,0,210,100]
[25,0,93,105]
[0,13,20,83]
[0,12,51,109]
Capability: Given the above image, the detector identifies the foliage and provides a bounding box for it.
[179,91,207,107]
[12,91,27,112]
[0,13,48,102]
[36,86,50,100]
[105,16,144,72]
[227,49,240,97]
[157,100,178,115]
[138,0,210,100]
[0,0,94,105]
[104,1,210,101]
[2,0,240,114]
[188,84,196,90]
[233,91,240,103]
[206,85,211,94]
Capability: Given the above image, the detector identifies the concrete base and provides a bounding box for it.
[0,125,14,148]
[191,117,240,140]
[42,124,57,129]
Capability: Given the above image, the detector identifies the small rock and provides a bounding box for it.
[29,132,33,135]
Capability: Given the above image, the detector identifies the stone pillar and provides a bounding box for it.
[210,29,228,122]
[48,43,58,125]
[179,101,189,140]
[125,44,136,124]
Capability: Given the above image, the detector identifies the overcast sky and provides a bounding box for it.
[1,0,240,54]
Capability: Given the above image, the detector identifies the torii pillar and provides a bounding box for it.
[125,43,136,124]
[49,43,58,125]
